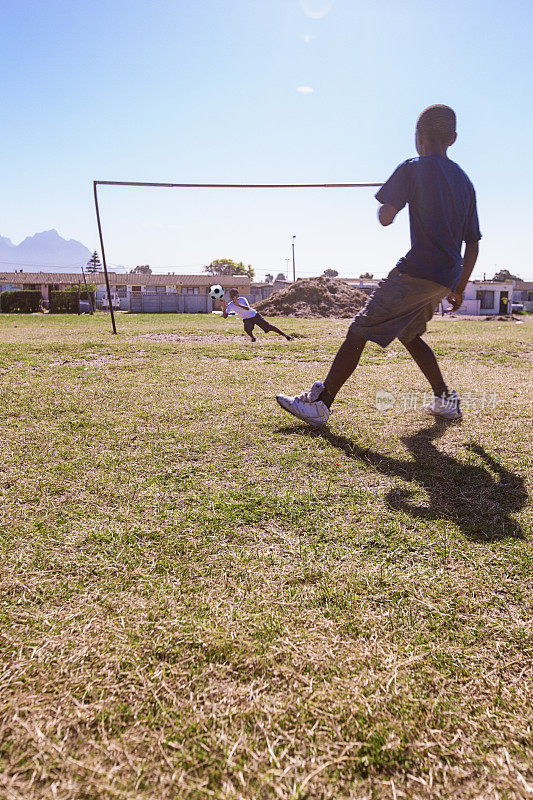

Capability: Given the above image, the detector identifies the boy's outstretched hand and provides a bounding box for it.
[446,289,463,310]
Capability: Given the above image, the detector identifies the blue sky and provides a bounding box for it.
[1,0,532,279]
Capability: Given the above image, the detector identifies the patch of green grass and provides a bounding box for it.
[0,312,532,799]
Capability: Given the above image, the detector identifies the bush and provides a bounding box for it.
[49,289,94,314]
[0,290,42,313]
[64,284,96,299]
[50,290,78,313]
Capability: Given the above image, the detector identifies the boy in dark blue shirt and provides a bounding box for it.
[277,105,481,426]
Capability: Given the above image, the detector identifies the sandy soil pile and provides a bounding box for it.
[255,277,369,318]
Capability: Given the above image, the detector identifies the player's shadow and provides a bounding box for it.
[277,420,527,541]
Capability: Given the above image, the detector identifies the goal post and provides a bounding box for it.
[93,179,384,334]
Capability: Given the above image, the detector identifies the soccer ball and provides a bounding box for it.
[209,284,224,300]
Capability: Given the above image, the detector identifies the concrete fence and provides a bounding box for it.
[129,293,215,313]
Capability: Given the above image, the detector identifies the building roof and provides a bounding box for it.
[470,280,514,288]
[108,273,250,287]
[0,271,250,287]
[176,274,249,287]
[0,272,102,284]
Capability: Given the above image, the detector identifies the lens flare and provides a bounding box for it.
[300,0,335,20]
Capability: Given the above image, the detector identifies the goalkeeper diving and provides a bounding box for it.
[222,289,292,342]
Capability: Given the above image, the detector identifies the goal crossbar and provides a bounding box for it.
[93,179,384,333]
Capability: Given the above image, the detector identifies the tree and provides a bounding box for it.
[359,272,374,279]
[323,268,339,278]
[130,265,152,275]
[264,273,274,283]
[275,273,286,281]
[491,268,522,282]
[203,259,254,279]
[86,251,101,273]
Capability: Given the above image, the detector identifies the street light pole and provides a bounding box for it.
[292,235,296,282]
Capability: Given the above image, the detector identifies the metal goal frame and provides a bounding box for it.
[93,179,383,333]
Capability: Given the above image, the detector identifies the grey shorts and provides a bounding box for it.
[348,267,450,348]
[243,313,274,334]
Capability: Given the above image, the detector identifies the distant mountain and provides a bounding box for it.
[0,230,92,272]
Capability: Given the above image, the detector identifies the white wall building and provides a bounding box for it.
[457,280,513,315]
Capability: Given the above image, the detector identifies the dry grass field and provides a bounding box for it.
[0,312,532,800]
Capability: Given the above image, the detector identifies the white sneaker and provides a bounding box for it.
[423,389,462,421]
[276,381,331,427]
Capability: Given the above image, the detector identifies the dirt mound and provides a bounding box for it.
[255,277,369,318]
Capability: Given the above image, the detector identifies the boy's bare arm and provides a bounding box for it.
[447,241,479,310]
[377,203,399,226]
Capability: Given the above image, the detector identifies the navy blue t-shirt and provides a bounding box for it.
[375,155,481,291]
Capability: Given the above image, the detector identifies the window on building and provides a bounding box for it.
[182,287,199,295]
[476,290,494,310]
[27,283,40,290]
[131,285,142,293]
[154,285,166,294]
[528,292,533,302]
[117,286,127,298]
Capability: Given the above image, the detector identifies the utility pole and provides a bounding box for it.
[292,235,296,282]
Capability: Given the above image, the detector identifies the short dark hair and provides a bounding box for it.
[229,288,238,296]
[416,105,456,146]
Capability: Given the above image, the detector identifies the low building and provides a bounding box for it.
[95,273,250,312]
[250,282,274,304]
[457,280,513,315]
[512,281,533,312]
[250,278,291,304]
[0,271,251,312]
[343,277,381,295]
[0,271,88,306]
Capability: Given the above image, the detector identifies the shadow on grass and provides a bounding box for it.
[277,420,527,541]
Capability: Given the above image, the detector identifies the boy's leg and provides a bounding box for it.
[243,321,256,342]
[402,335,461,419]
[275,329,367,426]
[401,335,447,395]
[268,323,291,340]
[257,315,292,340]
[321,330,367,406]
